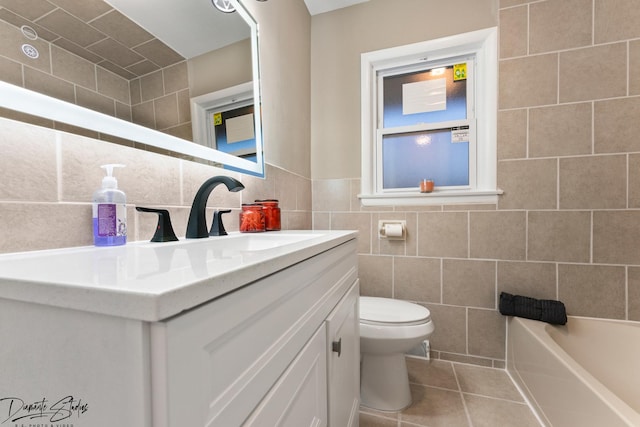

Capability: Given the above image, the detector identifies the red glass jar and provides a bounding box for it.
[239,204,266,233]
[255,199,281,231]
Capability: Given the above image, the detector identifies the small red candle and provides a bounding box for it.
[420,179,434,193]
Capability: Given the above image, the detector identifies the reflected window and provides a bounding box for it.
[207,101,257,162]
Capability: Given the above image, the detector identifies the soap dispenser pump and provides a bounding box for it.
[93,164,127,246]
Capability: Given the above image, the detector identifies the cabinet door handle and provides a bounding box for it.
[332,338,342,357]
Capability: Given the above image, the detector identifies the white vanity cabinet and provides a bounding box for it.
[0,231,358,427]
[151,239,359,427]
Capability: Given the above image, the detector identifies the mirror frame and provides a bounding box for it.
[0,0,264,177]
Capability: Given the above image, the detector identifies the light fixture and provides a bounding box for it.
[21,44,39,59]
[430,67,445,76]
[211,0,268,13]
[20,25,38,40]
[212,0,235,13]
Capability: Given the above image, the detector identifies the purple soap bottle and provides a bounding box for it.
[92,164,127,246]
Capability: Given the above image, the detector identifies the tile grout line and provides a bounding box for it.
[451,363,475,427]
[361,358,543,427]
[461,390,533,405]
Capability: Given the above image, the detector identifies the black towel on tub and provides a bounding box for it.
[499,292,567,325]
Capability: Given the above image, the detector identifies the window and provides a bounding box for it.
[360,28,500,206]
[380,58,474,190]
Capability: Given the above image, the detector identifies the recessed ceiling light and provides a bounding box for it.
[20,25,38,40]
[21,44,39,59]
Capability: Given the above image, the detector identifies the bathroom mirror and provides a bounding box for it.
[0,0,264,177]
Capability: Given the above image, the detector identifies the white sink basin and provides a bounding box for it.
[0,230,357,321]
[220,232,321,251]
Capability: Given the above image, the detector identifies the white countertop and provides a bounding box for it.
[0,230,357,322]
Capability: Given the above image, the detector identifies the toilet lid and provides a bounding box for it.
[360,297,431,325]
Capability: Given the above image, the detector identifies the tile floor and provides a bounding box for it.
[360,357,542,427]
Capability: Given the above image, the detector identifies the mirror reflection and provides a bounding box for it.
[0,0,264,177]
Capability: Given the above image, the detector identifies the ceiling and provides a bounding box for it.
[105,0,249,59]
[304,0,369,16]
[108,0,372,61]
[0,0,368,81]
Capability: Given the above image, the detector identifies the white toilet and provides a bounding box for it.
[359,296,435,411]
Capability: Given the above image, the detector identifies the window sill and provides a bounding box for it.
[358,189,503,207]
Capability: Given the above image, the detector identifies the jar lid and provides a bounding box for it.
[242,203,263,208]
[255,199,279,203]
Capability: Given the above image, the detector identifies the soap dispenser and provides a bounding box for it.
[93,164,127,246]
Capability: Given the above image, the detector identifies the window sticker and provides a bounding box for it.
[213,112,222,126]
[453,63,467,81]
[402,78,447,115]
[451,126,470,143]
[226,113,255,143]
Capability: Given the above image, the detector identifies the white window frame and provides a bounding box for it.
[376,56,476,192]
[360,27,501,206]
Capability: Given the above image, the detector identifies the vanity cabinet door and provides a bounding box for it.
[326,279,360,427]
[150,240,358,427]
[244,324,328,427]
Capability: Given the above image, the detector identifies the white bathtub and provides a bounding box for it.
[506,316,640,427]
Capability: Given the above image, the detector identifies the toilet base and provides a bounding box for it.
[360,352,412,411]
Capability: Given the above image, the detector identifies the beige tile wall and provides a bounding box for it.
[129,62,192,139]
[313,0,640,366]
[0,117,312,254]
[313,180,509,367]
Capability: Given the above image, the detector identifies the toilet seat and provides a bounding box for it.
[360,296,431,326]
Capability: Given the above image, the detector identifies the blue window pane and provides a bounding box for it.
[382,130,469,189]
[383,66,467,128]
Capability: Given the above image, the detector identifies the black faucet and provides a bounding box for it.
[186,176,245,239]
[209,209,232,236]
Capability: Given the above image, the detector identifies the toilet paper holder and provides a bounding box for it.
[378,220,406,240]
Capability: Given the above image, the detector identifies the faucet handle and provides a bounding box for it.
[210,209,232,236]
[136,207,179,242]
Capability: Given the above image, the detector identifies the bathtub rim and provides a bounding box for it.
[506,315,640,427]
